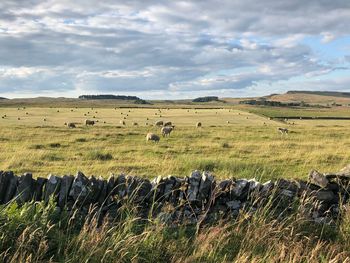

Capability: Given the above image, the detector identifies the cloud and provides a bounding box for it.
[0,0,350,98]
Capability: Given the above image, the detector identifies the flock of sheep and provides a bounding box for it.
[2,107,291,139]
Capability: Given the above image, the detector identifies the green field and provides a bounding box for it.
[1,106,350,181]
[1,104,350,262]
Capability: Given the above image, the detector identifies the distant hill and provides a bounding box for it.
[0,97,8,100]
[192,96,220,103]
[79,95,141,100]
[287,91,350,98]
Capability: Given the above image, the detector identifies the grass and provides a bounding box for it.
[0,196,349,262]
[1,105,350,261]
[0,107,350,180]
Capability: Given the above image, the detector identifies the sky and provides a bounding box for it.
[0,0,350,99]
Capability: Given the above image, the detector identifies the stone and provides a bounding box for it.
[198,171,215,203]
[115,174,127,198]
[187,170,201,202]
[280,189,295,198]
[309,170,329,188]
[151,175,166,201]
[16,173,34,204]
[58,175,74,207]
[316,190,336,202]
[68,171,90,205]
[0,171,13,203]
[232,179,249,198]
[3,173,17,203]
[276,179,298,192]
[88,176,103,204]
[163,176,176,201]
[44,174,62,203]
[33,177,47,201]
[261,180,274,194]
[97,177,108,205]
[226,200,241,210]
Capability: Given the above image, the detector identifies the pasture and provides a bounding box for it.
[1,106,350,180]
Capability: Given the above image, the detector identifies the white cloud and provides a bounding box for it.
[0,0,350,98]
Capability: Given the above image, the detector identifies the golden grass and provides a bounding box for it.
[0,107,350,179]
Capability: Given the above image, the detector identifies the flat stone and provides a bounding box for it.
[198,171,215,202]
[316,190,336,202]
[16,173,34,204]
[88,176,103,204]
[115,174,127,198]
[232,179,248,197]
[33,177,47,201]
[280,189,295,198]
[309,170,329,188]
[3,173,17,203]
[58,175,74,207]
[97,177,108,205]
[187,170,201,202]
[226,200,241,210]
[44,174,62,203]
[276,179,298,192]
[68,171,89,205]
[0,171,13,203]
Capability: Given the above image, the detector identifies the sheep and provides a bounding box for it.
[161,125,174,137]
[164,121,172,126]
[278,127,289,134]
[155,120,163,126]
[43,118,46,122]
[133,122,138,126]
[85,119,95,126]
[67,122,76,128]
[196,122,202,128]
[226,121,230,124]
[146,133,160,142]
[120,120,126,125]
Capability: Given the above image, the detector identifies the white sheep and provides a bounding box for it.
[196,122,202,128]
[146,133,160,142]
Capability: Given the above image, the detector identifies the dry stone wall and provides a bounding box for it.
[1,166,350,225]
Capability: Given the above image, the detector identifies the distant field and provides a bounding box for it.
[1,106,350,180]
[245,105,350,118]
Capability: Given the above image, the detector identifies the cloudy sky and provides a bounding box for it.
[0,0,350,99]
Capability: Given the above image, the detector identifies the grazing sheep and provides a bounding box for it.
[133,122,138,126]
[155,120,163,126]
[85,119,95,126]
[67,122,76,128]
[17,117,20,120]
[146,117,149,120]
[164,121,172,126]
[43,118,46,122]
[146,133,160,142]
[25,112,28,115]
[278,127,289,134]
[120,120,125,125]
[161,126,174,137]
[57,110,59,113]
[226,121,230,124]
[196,122,202,128]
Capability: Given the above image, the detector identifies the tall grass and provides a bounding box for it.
[0,197,349,262]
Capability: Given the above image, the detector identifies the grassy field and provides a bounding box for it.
[1,106,350,180]
[1,105,350,262]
